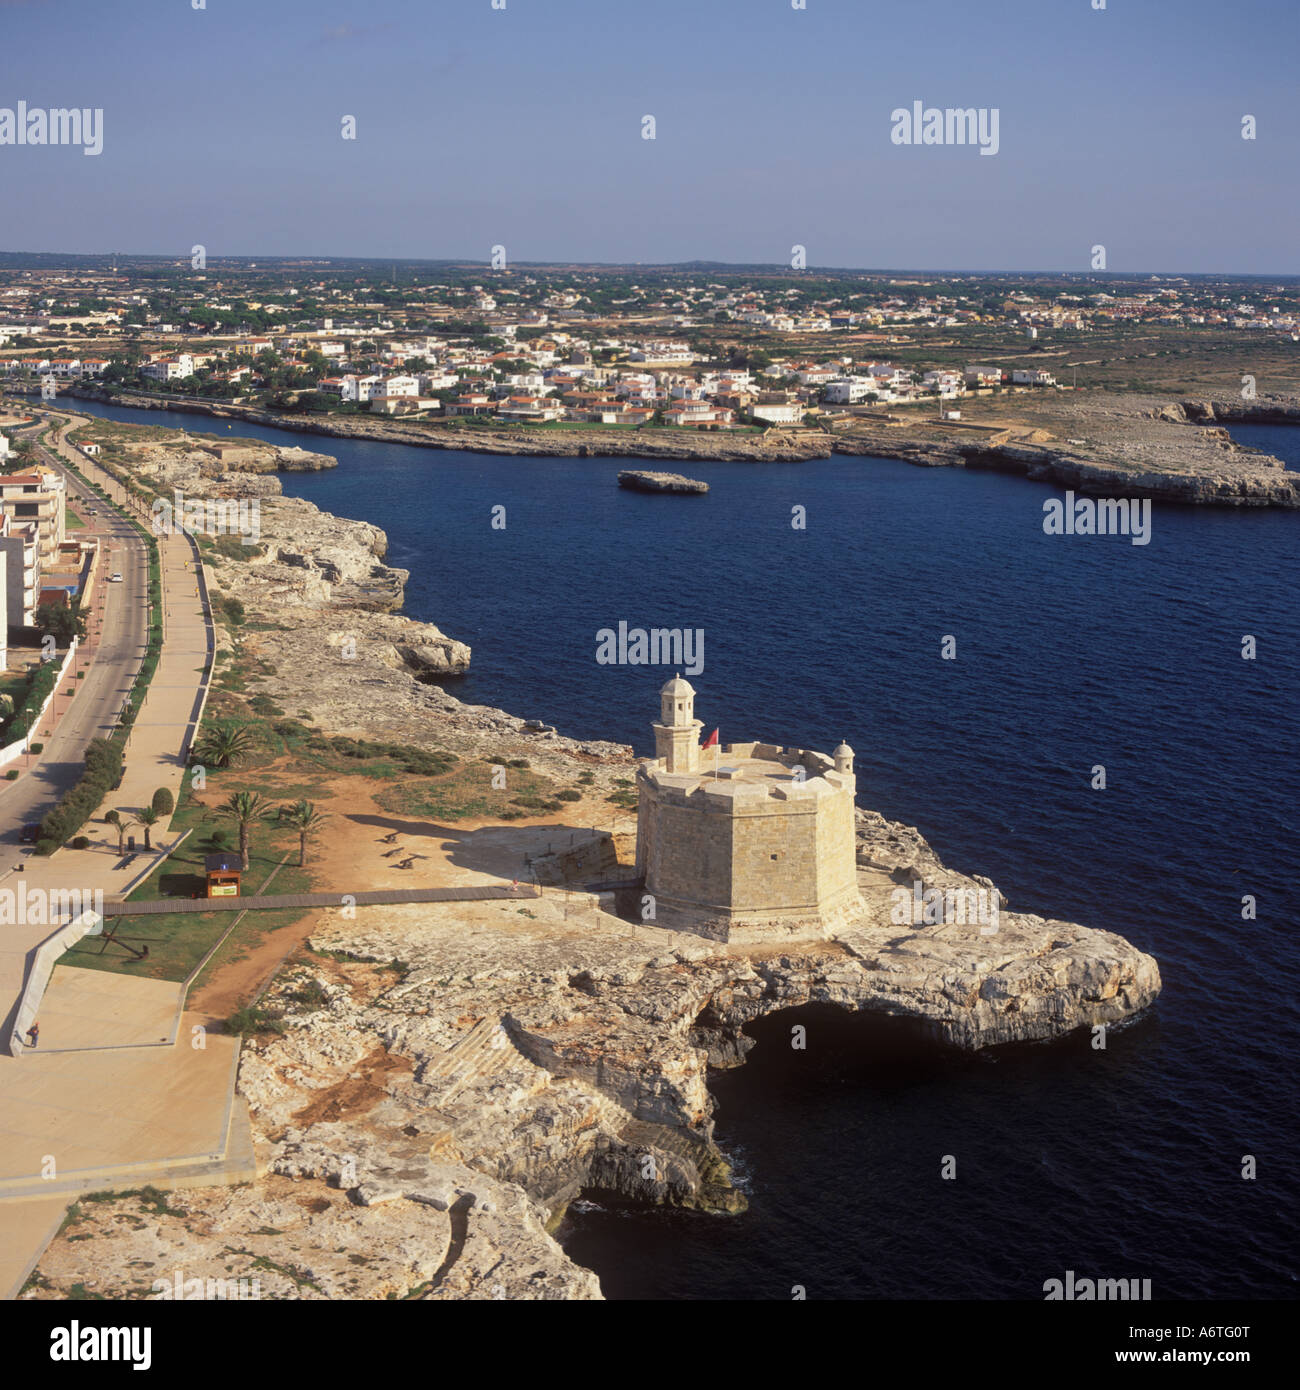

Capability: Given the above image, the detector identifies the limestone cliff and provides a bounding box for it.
[27,806,1158,1300]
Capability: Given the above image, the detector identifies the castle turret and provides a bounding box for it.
[653,674,702,774]
[833,741,854,775]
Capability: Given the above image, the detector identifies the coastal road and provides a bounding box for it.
[0,417,150,844]
[0,405,228,1304]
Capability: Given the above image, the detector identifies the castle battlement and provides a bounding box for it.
[635,679,864,944]
[638,744,855,809]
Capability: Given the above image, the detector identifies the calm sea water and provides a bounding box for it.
[71,398,1300,1300]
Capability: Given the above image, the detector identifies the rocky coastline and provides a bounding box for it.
[25,421,1164,1301]
[65,384,1300,508]
[27,796,1161,1301]
[66,385,828,463]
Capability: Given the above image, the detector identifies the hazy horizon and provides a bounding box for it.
[1,252,1297,282]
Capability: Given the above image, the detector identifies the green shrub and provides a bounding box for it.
[34,838,58,856]
[29,742,43,754]
[286,979,329,1011]
[398,748,455,776]
[71,836,90,849]
[7,664,59,741]
[555,789,582,802]
[151,787,174,815]
[4,770,17,781]
[225,1004,285,1036]
[37,737,124,847]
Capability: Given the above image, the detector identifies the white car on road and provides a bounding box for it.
[109,572,123,583]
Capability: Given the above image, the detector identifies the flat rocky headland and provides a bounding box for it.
[26,425,1162,1301]
[832,391,1300,507]
[27,800,1159,1300]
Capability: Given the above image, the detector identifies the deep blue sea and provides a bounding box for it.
[70,398,1300,1300]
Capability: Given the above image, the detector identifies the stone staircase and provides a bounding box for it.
[421,1018,528,1103]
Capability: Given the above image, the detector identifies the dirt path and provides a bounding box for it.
[186,765,626,1021]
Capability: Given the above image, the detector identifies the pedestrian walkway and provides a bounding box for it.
[100,883,539,915]
[33,967,181,1049]
[0,409,232,1300]
[0,415,213,1049]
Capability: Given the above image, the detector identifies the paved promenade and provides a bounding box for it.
[0,412,214,1052]
[99,883,539,914]
[0,408,232,1300]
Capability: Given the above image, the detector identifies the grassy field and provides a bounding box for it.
[56,777,314,984]
[52,691,585,985]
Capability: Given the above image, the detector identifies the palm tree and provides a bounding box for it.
[194,722,255,769]
[105,809,127,854]
[220,790,268,870]
[278,799,328,868]
[135,806,159,851]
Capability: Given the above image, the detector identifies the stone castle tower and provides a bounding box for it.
[635,677,864,943]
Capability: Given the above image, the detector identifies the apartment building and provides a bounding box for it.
[0,468,67,570]
[0,512,8,668]
[0,511,41,635]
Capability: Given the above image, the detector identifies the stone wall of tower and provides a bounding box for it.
[728,804,821,914]
[636,758,864,942]
[814,779,861,909]
[640,795,736,910]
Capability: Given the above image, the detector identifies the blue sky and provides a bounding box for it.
[1,0,1297,272]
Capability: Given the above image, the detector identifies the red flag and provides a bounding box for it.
[702,728,719,749]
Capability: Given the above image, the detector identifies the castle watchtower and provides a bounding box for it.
[636,683,864,944]
[652,674,703,775]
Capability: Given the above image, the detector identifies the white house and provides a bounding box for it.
[824,377,878,405]
[496,396,565,422]
[501,372,546,396]
[141,356,195,382]
[629,341,694,365]
[751,400,804,426]
[340,374,383,403]
[921,370,963,398]
[376,375,420,398]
